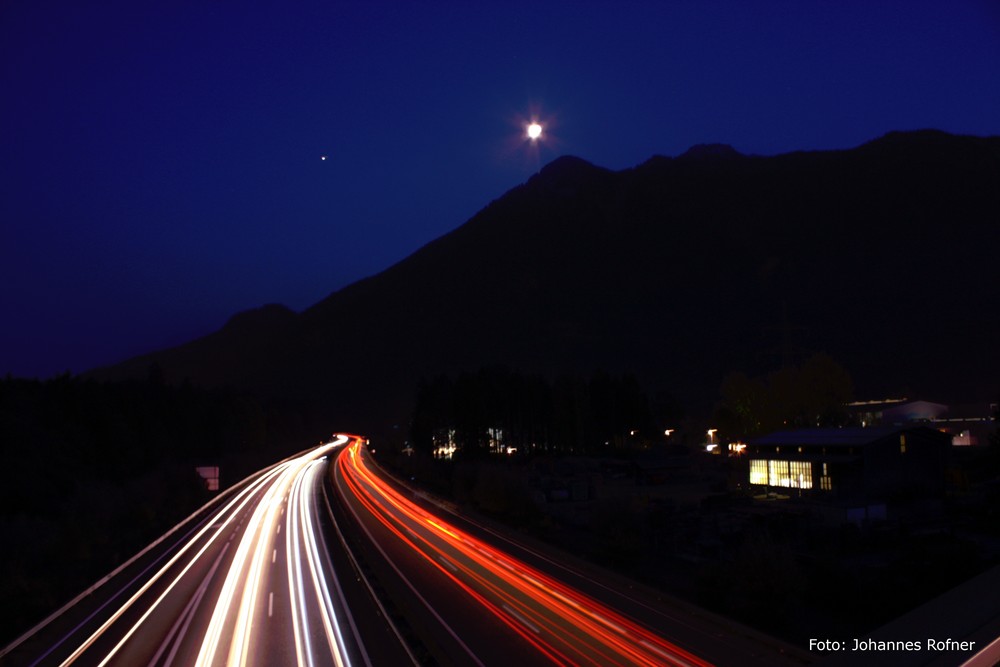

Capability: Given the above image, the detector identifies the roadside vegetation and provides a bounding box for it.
[0,370,314,645]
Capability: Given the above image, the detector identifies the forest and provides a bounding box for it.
[407,367,681,458]
[0,369,315,645]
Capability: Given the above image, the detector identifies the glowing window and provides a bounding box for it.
[752,460,814,488]
[788,460,813,489]
[769,460,785,486]
[751,460,813,488]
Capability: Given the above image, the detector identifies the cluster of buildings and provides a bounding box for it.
[739,399,996,523]
[420,397,996,528]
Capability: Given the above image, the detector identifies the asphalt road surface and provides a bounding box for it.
[6,433,814,667]
[2,436,412,667]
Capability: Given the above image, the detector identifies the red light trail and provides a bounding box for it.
[335,435,713,667]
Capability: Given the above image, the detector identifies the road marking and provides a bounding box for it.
[502,604,540,634]
[268,592,274,618]
[272,549,277,564]
[438,555,458,572]
[337,455,485,667]
[640,639,697,667]
[149,541,232,667]
[592,612,626,635]
[277,524,281,535]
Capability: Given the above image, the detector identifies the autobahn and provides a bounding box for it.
[5,433,809,666]
[333,436,717,666]
[1,436,412,667]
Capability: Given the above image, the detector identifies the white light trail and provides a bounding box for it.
[287,459,318,667]
[285,456,358,667]
[54,436,360,667]
[194,462,295,667]
[196,443,348,667]
[296,461,353,665]
[59,466,287,667]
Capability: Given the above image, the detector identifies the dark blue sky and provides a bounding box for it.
[3,1,999,378]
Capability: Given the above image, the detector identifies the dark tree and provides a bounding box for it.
[716,353,853,438]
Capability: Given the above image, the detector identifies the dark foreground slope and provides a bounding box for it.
[93,130,1000,428]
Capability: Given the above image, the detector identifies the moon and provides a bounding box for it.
[526,122,542,141]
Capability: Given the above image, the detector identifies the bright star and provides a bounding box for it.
[526,122,542,141]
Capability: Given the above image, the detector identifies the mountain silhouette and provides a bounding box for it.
[91,130,1000,430]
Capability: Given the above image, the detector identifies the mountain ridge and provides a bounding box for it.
[90,130,1000,429]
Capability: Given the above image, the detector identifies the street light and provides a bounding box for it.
[706,428,718,453]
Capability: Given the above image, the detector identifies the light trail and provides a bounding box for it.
[336,436,713,667]
[59,465,287,667]
[48,436,360,667]
[295,460,358,665]
[286,458,356,667]
[195,460,297,667]
[196,439,357,667]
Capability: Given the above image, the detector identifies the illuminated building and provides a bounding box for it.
[846,398,996,446]
[747,426,949,522]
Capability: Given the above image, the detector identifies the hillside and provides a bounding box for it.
[92,130,1000,429]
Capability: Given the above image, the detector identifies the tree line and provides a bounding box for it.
[0,369,314,645]
[408,367,659,458]
[714,353,854,439]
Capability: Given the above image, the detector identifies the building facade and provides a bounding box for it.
[747,426,949,511]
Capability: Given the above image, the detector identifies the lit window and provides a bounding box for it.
[900,434,907,454]
[819,462,831,491]
[789,460,813,489]
[768,460,783,486]
[756,460,814,488]
[751,460,813,489]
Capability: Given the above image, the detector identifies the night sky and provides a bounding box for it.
[3,1,999,379]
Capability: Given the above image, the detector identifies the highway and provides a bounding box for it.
[6,432,796,666]
[333,436,715,667]
[2,436,412,667]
